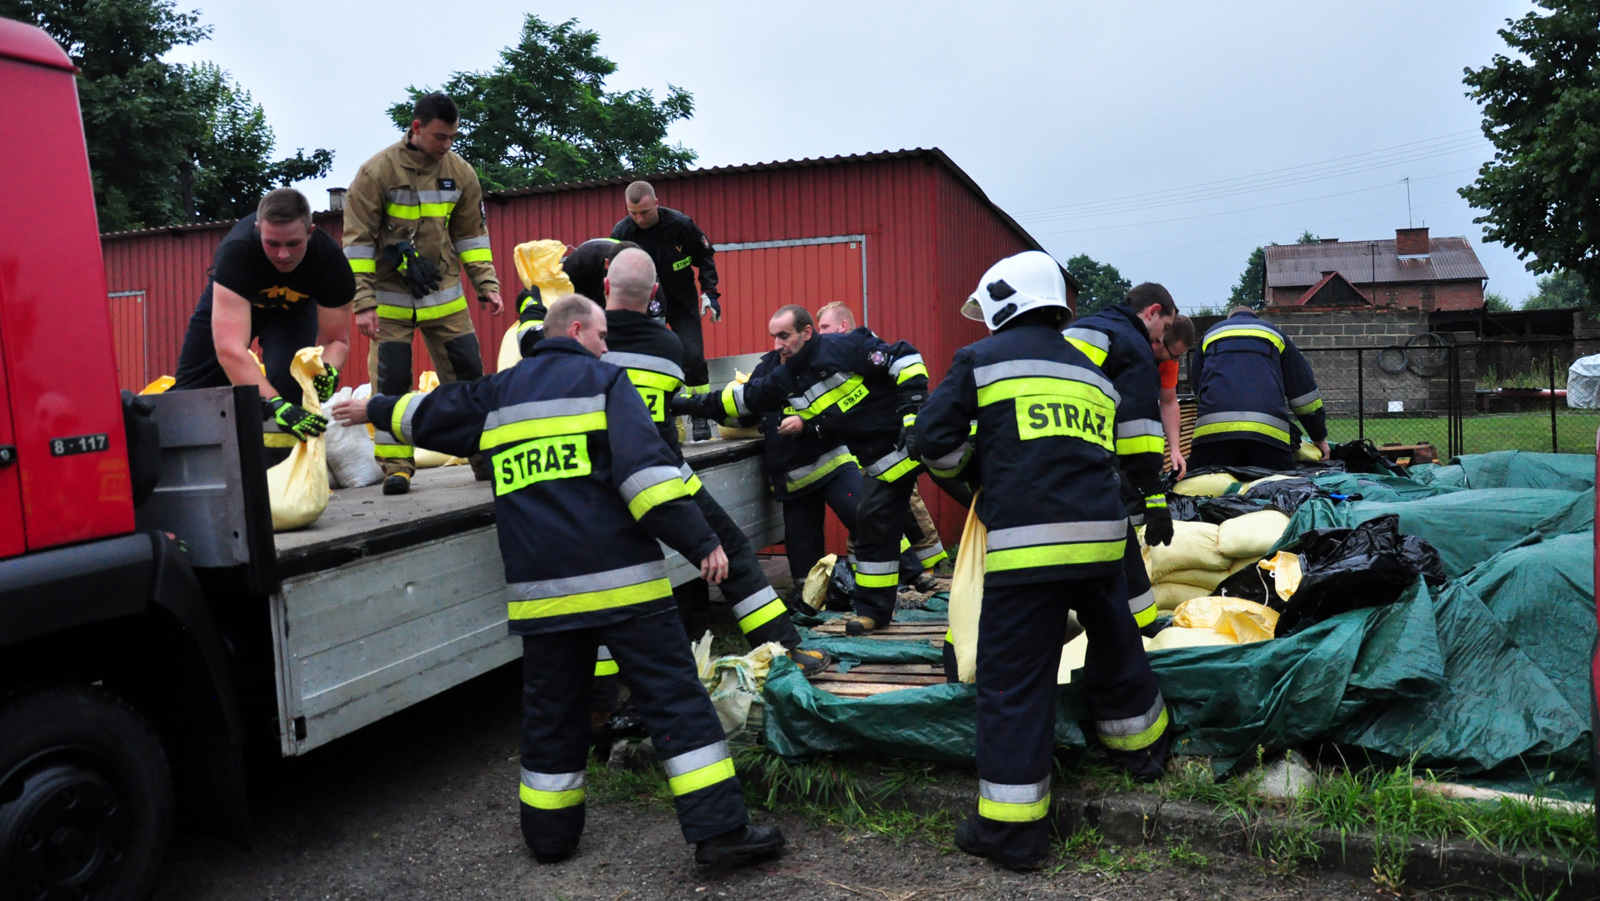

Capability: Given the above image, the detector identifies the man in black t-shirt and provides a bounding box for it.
[173,188,355,464]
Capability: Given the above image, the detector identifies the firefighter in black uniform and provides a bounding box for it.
[1060,283,1181,632]
[1191,308,1329,470]
[611,181,720,440]
[677,314,929,635]
[523,247,830,675]
[515,238,647,352]
[333,294,784,867]
[917,251,1171,871]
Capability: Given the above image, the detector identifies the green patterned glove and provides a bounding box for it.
[264,396,328,441]
[313,364,340,404]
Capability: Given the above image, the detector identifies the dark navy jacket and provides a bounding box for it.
[1064,304,1166,506]
[732,349,857,499]
[1191,311,1327,449]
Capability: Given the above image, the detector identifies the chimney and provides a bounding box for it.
[327,187,347,212]
[1396,226,1429,256]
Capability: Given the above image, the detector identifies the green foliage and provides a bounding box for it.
[1065,253,1132,317]
[1460,1,1600,302]
[389,15,696,191]
[1485,290,1514,312]
[1296,230,1322,244]
[1228,246,1267,311]
[1167,837,1211,869]
[1,0,332,230]
[1523,270,1592,310]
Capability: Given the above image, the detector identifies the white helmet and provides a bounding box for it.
[961,251,1069,331]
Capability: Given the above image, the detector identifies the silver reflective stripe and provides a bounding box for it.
[1129,512,1146,527]
[732,586,779,619]
[987,520,1129,550]
[924,442,970,471]
[785,446,851,484]
[1115,418,1165,439]
[1196,411,1290,431]
[1098,692,1166,737]
[398,397,422,444]
[485,395,607,430]
[791,371,852,411]
[344,245,376,260]
[596,645,613,661]
[972,359,1119,404]
[863,448,909,477]
[888,353,924,377]
[1061,328,1112,352]
[729,382,751,417]
[1128,588,1155,613]
[373,428,401,446]
[416,188,462,204]
[1208,323,1281,342]
[853,559,898,576]
[619,466,684,504]
[603,352,686,381]
[660,740,731,778]
[517,321,542,336]
[1289,389,1321,408]
[521,768,585,792]
[507,559,667,601]
[452,236,491,252]
[389,188,419,205]
[915,543,946,562]
[679,462,697,480]
[376,283,466,310]
[979,776,1050,804]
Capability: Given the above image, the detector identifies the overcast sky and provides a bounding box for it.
[168,1,1543,310]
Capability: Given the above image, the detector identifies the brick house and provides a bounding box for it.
[1263,227,1488,311]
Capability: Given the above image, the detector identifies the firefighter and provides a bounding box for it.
[523,248,830,676]
[611,181,720,441]
[343,91,503,495]
[1191,307,1328,471]
[1061,283,1181,632]
[676,309,929,635]
[1152,314,1197,479]
[331,294,784,867]
[172,188,352,466]
[917,251,1171,871]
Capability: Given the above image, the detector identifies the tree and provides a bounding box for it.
[388,15,696,191]
[1483,290,1513,312]
[1,0,332,230]
[1522,270,1591,309]
[1065,254,1132,317]
[1227,233,1317,310]
[1460,1,1600,302]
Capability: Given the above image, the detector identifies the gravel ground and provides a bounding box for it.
[153,660,1437,901]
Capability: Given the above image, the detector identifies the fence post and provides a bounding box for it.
[1550,350,1559,453]
[1356,347,1364,441]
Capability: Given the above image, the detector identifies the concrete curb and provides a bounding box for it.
[741,764,1599,898]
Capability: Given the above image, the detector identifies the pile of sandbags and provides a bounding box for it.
[1143,509,1291,610]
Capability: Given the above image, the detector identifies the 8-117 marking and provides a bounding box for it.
[50,433,110,457]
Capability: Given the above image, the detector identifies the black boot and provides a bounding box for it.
[954,817,1042,871]
[694,824,785,867]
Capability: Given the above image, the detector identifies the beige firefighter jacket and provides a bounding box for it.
[342,138,500,320]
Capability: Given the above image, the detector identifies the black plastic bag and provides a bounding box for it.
[1215,563,1275,606]
[825,561,858,612]
[1330,439,1410,477]
[1167,493,1268,524]
[1240,477,1335,515]
[1276,514,1446,637]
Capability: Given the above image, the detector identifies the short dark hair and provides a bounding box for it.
[257,187,312,227]
[1125,282,1176,316]
[625,181,655,204]
[545,294,601,336]
[773,304,813,331]
[413,92,459,126]
[1229,305,1256,316]
[1165,314,1197,352]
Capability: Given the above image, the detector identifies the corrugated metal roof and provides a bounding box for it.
[1265,237,1487,287]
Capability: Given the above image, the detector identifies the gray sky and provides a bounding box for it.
[168,0,1542,310]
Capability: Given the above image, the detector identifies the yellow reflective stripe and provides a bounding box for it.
[978,796,1050,823]
[628,370,683,393]
[667,757,736,796]
[737,598,787,634]
[347,258,376,274]
[976,376,1113,410]
[1133,603,1158,629]
[508,577,672,620]
[1116,435,1166,456]
[262,432,298,448]
[797,374,866,421]
[386,203,420,220]
[684,383,711,396]
[899,537,911,553]
[895,362,928,384]
[373,444,413,458]
[1203,326,1284,353]
[1100,706,1169,752]
[594,659,620,677]
[1292,398,1324,414]
[721,384,742,421]
[1145,494,1168,509]
[458,247,492,263]
[855,571,899,588]
[386,202,455,219]
[985,539,1127,571]
[519,782,585,810]
[481,411,607,451]
[374,297,471,322]
[627,477,690,520]
[390,392,418,444]
[786,452,853,493]
[873,456,921,483]
[1193,420,1290,444]
[920,549,949,569]
[684,473,704,495]
[1065,337,1109,367]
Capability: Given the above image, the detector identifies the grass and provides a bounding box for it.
[1324,411,1600,455]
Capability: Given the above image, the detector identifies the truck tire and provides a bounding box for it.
[0,686,174,901]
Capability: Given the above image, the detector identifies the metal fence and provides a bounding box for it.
[1292,339,1599,458]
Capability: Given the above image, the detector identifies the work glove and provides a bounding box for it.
[1142,498,1174,547]
[264,396,328,441]
[700,293,722,322]
[669,394,701,418]
[313,364,339,405]
[388,241,443,300]
[899,419,919,462]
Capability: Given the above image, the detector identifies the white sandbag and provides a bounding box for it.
[1172,472,1240,497]
[1217,510,1292,560]
[1155,582,1213,610]
[322,385,384,488]
[1144,520,1230,581]
[1569,354,1600,409]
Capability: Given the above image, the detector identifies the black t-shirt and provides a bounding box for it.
[209,213,355,312]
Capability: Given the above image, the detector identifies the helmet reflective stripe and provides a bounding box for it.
[962,251,1069,331]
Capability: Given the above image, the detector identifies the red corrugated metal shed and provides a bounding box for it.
[100,147,1044,546]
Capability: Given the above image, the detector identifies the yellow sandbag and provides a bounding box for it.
[1148,626,1238,651]
[1173,596,1278,643]
[1217,510,1291,560]
[1241,474,1295,492]
[497,322,522,372]
[513,239,576,297]
[1296,441,1322,462]
[1155,581,1212,611]
[719,425,762,439]
[1259,551,1304,602]
[267,347,330,531]
[139,375,175,395]
[947,498,986,683]
[412,371,467,467]
[801,554,836,611]
[1172,472,1240,497]
[1057,632,1153,684]
[1144,520,1230,581]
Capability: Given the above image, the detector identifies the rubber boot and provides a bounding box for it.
[954,817,1043,872]
[845,616,881,636]
[694,824,786,867]
[786,647,832,677]
[383,473,411,495]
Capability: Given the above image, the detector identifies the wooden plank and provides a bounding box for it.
[839,663,945,675]
[811,622,947,635]
[808,672,946,686]
[814,682,923,697]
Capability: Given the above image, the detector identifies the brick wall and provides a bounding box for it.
[1267,279,1483,311]
[1261,309,1457,416]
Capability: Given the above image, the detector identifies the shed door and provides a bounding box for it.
[108,291,147,392]
[704,238,866,359]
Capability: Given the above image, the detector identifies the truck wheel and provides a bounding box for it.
[0,686,173,901]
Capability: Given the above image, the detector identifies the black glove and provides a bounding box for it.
[388,241,443,300]
[899,422,919,462]
[264,396,328,441]
[1142,501,1174,548]
[313,364,339,405]
[517,287,547,323]
[669,395,700,418]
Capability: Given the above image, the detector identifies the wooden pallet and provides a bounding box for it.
[809,663,949,697]
[1377,442,1439,465]
[810,620,947,642]
[1170,398,1197,472]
